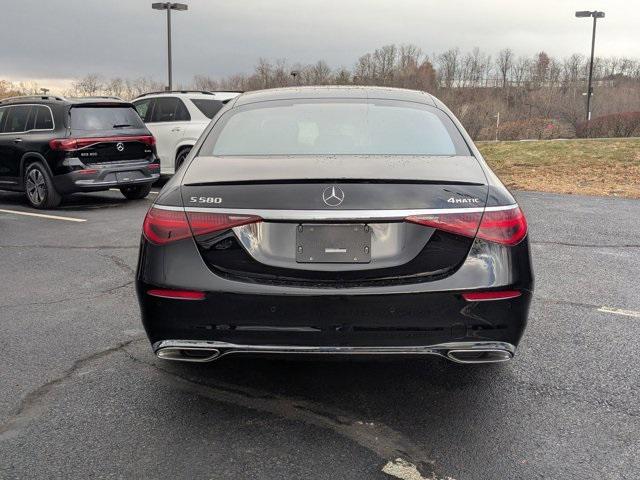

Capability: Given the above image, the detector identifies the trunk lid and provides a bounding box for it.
[182,155,487,185]
[178,155,489,287]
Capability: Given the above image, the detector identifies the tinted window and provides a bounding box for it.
[133,99,154,122]
[0,107,6,132]
[34,106,54,130]
[70,106,145,131]
[150,97,191,122]
[4,105,32,133]
[191,99,224,119]
[208,100,468,156]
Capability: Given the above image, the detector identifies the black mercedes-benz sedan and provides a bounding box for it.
[136,86,533,365]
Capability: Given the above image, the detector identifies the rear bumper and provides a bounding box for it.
[152,339,516,364]
[137,282,532,360]
[53,160,160,194]
[136,234,534,363]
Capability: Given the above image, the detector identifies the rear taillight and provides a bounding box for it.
[142,207,262,245]
[406,206,527,246]
[475,207,527,246]
[186,211,262,237]
[143,208,192,245]
[49,135,156,151]
[405,211,482,239]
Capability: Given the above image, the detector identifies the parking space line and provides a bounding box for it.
[0,209,86,223]
[597,306,640,318]
[109,188,159,194]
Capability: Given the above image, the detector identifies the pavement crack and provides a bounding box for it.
[0,280,135,309]
[0,337,145,440]
[121,348,438,478]
[534,296,602,310]
[97,252,136,276]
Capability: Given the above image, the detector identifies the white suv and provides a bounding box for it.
[132,91,240,174]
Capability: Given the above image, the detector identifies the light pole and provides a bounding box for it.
[152,2,188,91]
[575,10,605,122]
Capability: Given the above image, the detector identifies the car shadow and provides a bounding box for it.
[0,190,142,211]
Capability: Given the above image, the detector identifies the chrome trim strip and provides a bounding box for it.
[152,339,516,364]
[152,204,518,220]
[75,174,159,186]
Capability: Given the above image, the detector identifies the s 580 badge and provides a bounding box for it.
[190,196,222,204]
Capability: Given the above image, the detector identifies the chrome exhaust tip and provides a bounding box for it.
[446,349,513,364]
[156,347,221,362]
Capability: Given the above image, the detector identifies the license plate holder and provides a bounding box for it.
[116,171,143,183]
[296,224,371,263]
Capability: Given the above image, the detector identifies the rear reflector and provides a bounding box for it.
[142,207,262,245]
[147,289,205,300]
[406,206,527,246]
[462,290,522,302]
[49,135,156,151]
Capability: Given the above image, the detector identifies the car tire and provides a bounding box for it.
[24,162,62,209]
[120,183,153,200]
[175,147,192,172]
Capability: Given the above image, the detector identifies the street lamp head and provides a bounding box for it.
[575,10,605,18]
[152,2,188,10]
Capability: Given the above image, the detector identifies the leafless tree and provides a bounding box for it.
[497,48,514,88]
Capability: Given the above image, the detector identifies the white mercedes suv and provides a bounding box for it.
[132,91,241,174]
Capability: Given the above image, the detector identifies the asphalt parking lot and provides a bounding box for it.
[0,187,638,479]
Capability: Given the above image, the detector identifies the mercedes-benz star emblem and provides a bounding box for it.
[116,142,125,152]
[322,185,345,207]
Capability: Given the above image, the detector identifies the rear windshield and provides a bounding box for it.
[204,100,469,156]
[70,106,145,131]
[191,99,224,119]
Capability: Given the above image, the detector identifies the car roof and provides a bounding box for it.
[233,86,437,107]
[134,90,242,100]
[0,96,131,106]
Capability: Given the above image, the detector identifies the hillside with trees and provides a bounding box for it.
[3,44,640,140]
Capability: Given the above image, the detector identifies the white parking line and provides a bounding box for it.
[597,306,640,318]
[109,188,159,194]
[0,208,86,223]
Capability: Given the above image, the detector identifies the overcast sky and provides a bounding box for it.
[2,0,638,90]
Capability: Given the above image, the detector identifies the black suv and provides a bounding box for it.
[0,96,160,208]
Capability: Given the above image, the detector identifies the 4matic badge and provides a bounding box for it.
[447,197,480,204]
